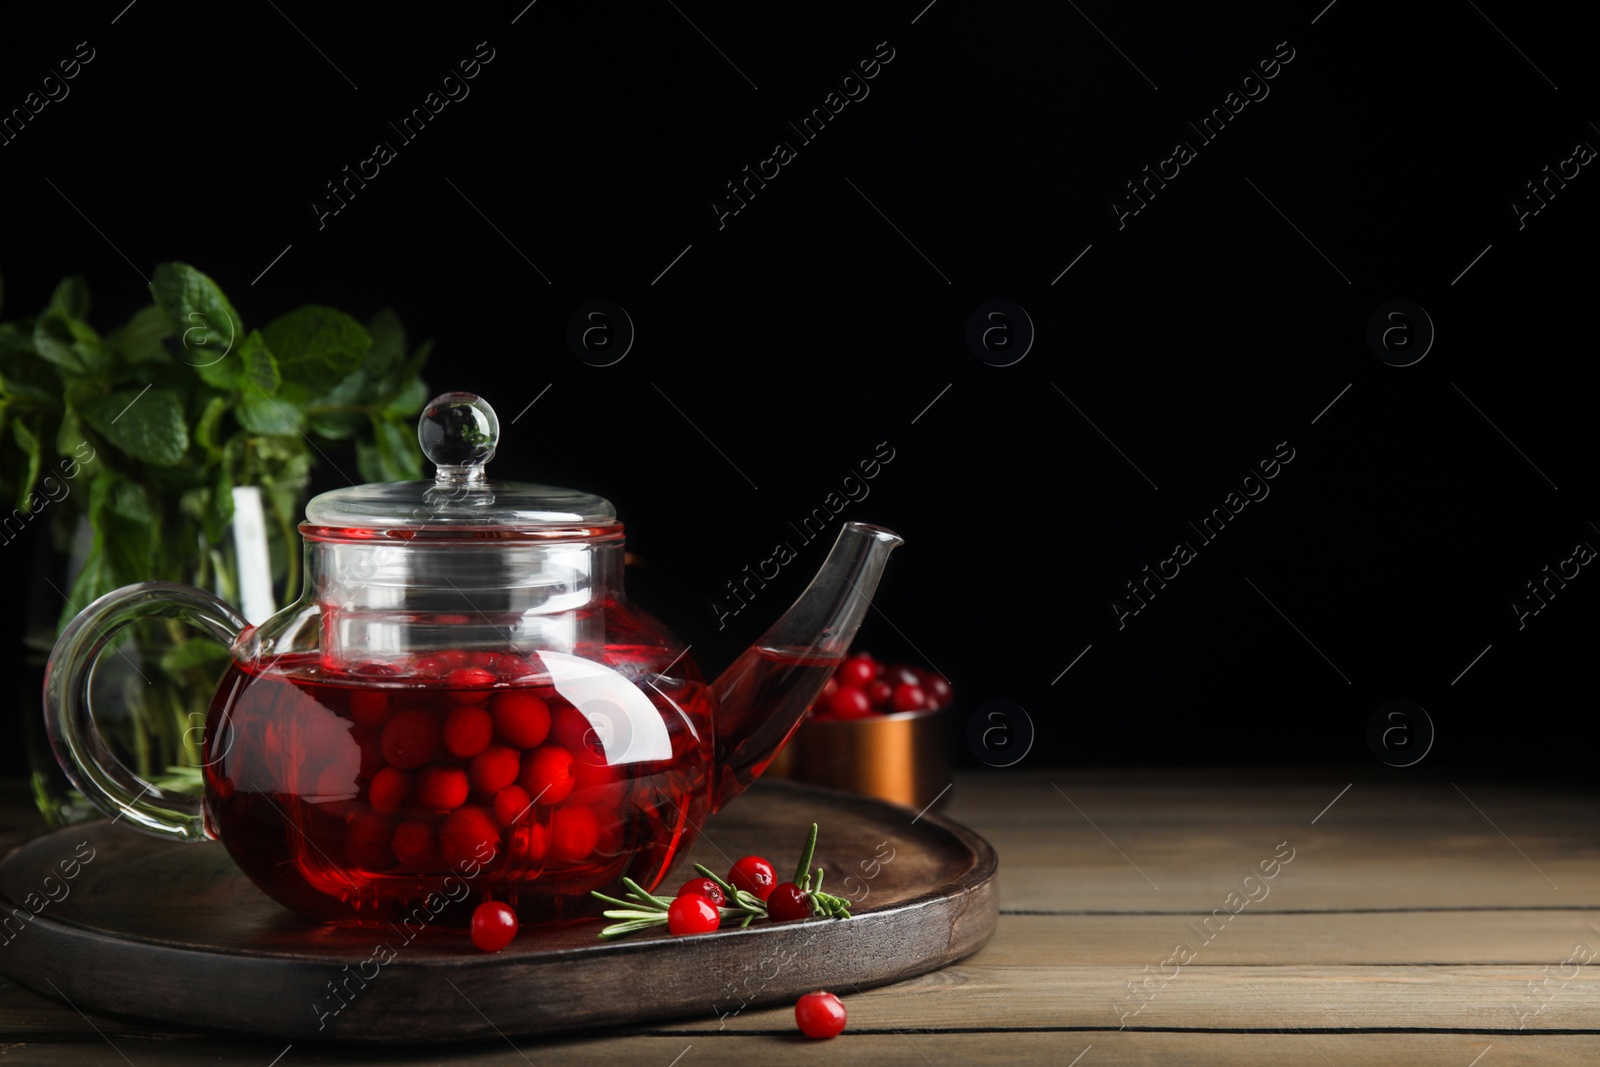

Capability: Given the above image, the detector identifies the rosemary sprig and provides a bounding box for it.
[589,823,855,939]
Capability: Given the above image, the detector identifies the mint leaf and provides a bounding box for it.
[263,305,369,397]
[94,474,157,587]
[49,276,91,321]
[0,326,59,405]
[55,408,90,457]
[204,461,234,542]
[383,375,428,418]
[366,308,406,383]
[356,415,420,482]
[150,263,242,381]
[33,310,105,377]
[159,637,231,674]
[236,330,279,394]
[110,305,173,365]
[236,386,302,435]
[194,394,228,455]
[12,419,42,510]
[80,387,189,466]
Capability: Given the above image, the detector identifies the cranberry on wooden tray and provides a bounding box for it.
[667,892,721,935]
[728,856,778,901]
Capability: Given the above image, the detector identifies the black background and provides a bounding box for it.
[3,1,1596,779]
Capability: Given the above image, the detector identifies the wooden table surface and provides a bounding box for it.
[3,768,1598,1064]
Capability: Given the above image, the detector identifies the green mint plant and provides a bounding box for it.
[0,262,432,803]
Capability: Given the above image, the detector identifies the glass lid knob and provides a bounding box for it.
[419,392,498,484]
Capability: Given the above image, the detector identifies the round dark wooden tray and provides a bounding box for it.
[0,780,997,1042]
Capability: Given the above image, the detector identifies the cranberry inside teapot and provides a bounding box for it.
[204,645,714,926]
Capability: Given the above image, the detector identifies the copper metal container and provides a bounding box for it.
[766,705,949,812]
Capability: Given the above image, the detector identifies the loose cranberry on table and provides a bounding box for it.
[795,991,847,1039]
[728,855,777,900]
[667,892,721,935]
[471,901,518,952]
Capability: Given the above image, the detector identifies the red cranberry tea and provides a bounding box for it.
[203,651,713,925]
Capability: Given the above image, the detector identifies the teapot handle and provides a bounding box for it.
[43,582,248,843]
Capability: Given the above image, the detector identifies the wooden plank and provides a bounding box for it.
[944,773,1599,912]
[940,911,1600,967]
[668,961,1600,1033]
[3,1030,1598,1066]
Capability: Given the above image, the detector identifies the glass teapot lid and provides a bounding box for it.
[304,392,616,533]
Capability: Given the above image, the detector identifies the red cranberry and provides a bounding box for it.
[471,900,518,952]
[890,683,926,712]
[519,745,576,805]
[391,819,441,870]
[728,856,777,900]
[827,686,873,719]
[348,689,392,728]
[495,656,537,680]
[468,745,522,795]
[415,766,469,811]
[866,679,894,710]
[443,705,494,758]
[492,784,534,827]
[490,691,551,749]
[380,709,443,770]
[550,705,607,763]
[678,877,726,907]
[795,991,846,1039]
[351,725,385,779]
[508,821,548,863]
[767,882,811,922]
[444,667,496,704]
[367,766,411,815]
[838,655,876,688]
[667,893,720,935]
[440,805,500,867]
[922,672,953,707]
[345,811,395,870]
[548,805,600,861]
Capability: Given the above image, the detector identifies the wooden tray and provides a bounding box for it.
[0,780,997,1042]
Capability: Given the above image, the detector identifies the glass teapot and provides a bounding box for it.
[44,393,901,925]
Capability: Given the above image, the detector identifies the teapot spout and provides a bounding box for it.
[709,522,903,810]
